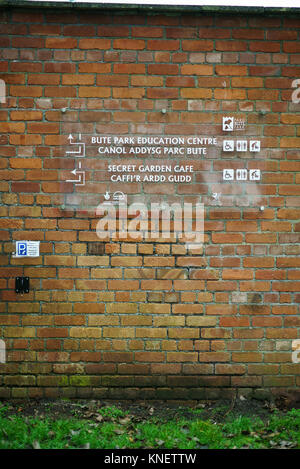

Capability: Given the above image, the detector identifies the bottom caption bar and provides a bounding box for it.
[102,450,198,465]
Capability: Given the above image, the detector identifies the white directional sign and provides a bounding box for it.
[65,135,86,186]
[15,241,40,258]
[223,169,261,181]
[66,168,86,186]
[66,134,86,157]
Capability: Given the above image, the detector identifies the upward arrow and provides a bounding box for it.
[68,134,73,142]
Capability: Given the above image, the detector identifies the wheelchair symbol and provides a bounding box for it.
[223,169,234,180]
[223,140,234,152]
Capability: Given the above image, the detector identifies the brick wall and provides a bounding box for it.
[0,6,300,401]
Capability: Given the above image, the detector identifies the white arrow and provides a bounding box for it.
[68,134,73,142]
[66,142,85,157]
[66,171,85,186]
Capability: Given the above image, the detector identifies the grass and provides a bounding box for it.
[0,403,299,449]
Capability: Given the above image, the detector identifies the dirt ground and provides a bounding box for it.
[0,396,297,424]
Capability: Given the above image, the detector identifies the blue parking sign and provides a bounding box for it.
[17,242,27,256]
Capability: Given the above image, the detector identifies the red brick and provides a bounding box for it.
[45,63,76,73]
[113,88,145,99]
[29,24,61,35]
[182,40,214,51]
[97,75,129,87]
[215,65,247,75]
[37,328,68,338]
[181,64,213,75]
[97,26,130,37]
[10,85,42,97]
[0,73,25,84]
[63,25,96,36]
[114,39,145,50]
[11,182,40,192]
[232,77,263,87]
[10,111,42,121]
[45,37,77,49]
[132,27,163,37]
[216,40,247,51]
[148,64,179,75]
[233,29,264,39]
[62,75,94,85]
[181,88,212,98]
[105,63,137,76]
[44,86,76,98]
[232,352,262,362]
[12,37,44,48]
[199,352,230,362]
[28,74,60,85]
